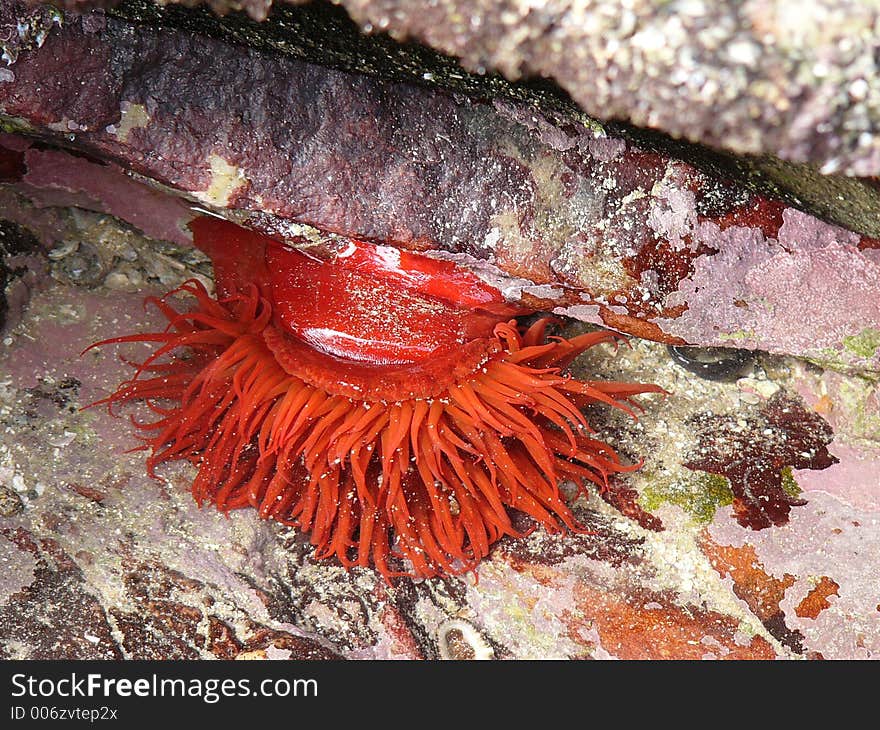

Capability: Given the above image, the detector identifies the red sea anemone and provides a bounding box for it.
[89,217,661,579]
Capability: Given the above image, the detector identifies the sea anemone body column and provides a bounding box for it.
[90,217,660,579]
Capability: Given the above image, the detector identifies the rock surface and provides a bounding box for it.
[0,255,876,659]
[2,6,879,372]
[1,1,877,661]
[24,0,880,176]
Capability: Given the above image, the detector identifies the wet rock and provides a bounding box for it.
[684,393,837,530]
[700,538,805,654]
[0,219,42,332]
[1,2,877,662]
[0,529,123,659]
[337,0,880,178]
[0,186,210,297]
[0,487,24,517]
[2,4,879,372]
[49,239,105,287]
[32,0,880,177]
[0,267,877,658]
[10,142,194,248]
[0,2,62,65]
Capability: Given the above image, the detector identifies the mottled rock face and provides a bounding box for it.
[0,0,877,665]
[0,265,877,660]
[2,3,879,371]
[684,393,836,530]
[22,0,880,177]
[339,0,880,176]
[27,0,275,18]
[1,2,64,64]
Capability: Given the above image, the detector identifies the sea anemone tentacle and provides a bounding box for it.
[86,217,663,579]
[89,273,662,580]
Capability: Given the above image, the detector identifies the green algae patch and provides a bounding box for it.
[780,466,801,498]
[0,115,35,135]
[842,328,880,360]
[838,377,880,441]
[641,471,734,523]
[717,329,756,343]
[807,345,879,376]
[813,328,880,375]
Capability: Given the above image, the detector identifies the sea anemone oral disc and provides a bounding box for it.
[88,217,661,579]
